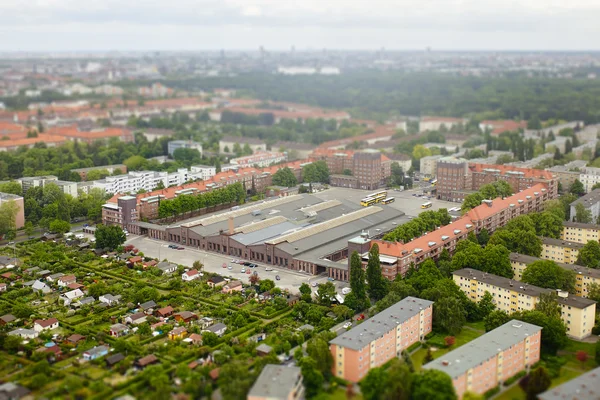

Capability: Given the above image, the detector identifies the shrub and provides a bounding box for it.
[484,386,500,399]
[503,370,527,386]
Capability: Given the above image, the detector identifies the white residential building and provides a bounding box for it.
[92,168,203,195]
[60,289,84,305]
[168,140,203,157]
[420,155,443,176]
[229,151,286,168]
[33,318,59,332]
[182,269,200,281]
[580,167,600,193]
[190,165,217,181]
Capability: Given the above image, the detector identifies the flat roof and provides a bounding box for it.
[0,192,23,200]
[454,268,596,310]
[423,320,542,379]
[570,189,600,208]
[330,296,433,351]
[563,221,599,230]
[538,366,600,400]
[248,364,302,400]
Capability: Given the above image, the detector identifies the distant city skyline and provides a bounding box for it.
[0,0,599,51]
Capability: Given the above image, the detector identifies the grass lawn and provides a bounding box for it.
[320,388,363,400]
[412,326,485,371]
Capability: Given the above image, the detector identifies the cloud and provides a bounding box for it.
[0,0,598,50]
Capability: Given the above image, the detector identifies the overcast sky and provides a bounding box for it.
[0,0,599,51]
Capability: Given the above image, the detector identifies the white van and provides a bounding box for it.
[75,234,84,239]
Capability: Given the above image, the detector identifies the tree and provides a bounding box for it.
[24,221,34,237]
[299,357,324,398]
[424,347,434,363]
[94,224,126,250]
[348,251,369,311]
[477,291,496,320]
[515,310,567,354]
[522,260,576,293]
[577,240,600,268]
[123,155,147,171]
[569,179,585,196]
[535,293,562,319]
[412,369,457,400]
[299,283,312,303]
[0,199,19,238]
[259,279,275,293]
[574,203,592,223]
[49,219,71,234]
[434,297,466,335]
[219,360,254,400]
[359,359,412,400]
[444,336,456,347]
[316,282,336,306]
[202,331,219,346]
[271,167,297,187]
[366,244,387,301]
[477,228,490,246]
[531,211,563,239]
[576,350,589,366]
[412,144,432,160]
[484,310,511,332]
[587,282,600,302]
[306,336,334,377]
[520,367,551,400]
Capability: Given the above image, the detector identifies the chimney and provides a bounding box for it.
[228,216,234,234]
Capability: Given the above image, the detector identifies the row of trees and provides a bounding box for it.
[383,209,452,243]
[271,161,330,187]
[157,182,245,219]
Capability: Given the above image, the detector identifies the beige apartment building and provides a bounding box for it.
[453,268,596,340]
[540,237,584,264]
[510,253,600,299]
[329,297,433,382]
[424,320,542,399]
[561,221,600,244]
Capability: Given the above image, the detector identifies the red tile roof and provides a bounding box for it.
[34,318,58,328]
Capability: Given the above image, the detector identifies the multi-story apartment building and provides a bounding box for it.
[538,365,600,400]
[329,297,433,382]
[423,320,542,399]
[101,196,138,227]
[540,237,583,264]
[0,192,25,229]
[189,165,217,181]
[509,252,600,298]
[579,167,600,193]
[546,165,583,193]
[419,116,467,132]
[569,189,600,223]
[18,175,79,197]
[247,365,303,400]
[93,169,205,195]
[561,221,600,244]
[373,183,554,279]
[229,151,286,168]
[167,140,203,157]
[436,162,559,203]
[453,268,596,339]
[420,155,443,176]
[315,149,393,190]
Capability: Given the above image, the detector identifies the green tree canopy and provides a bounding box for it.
[521,260,576,293]
[577,240,600,268]
[574,203,592,224]
[94,224,126,250]
[366,243,388,301]
[412,369,457,400]
[272,167,298,187]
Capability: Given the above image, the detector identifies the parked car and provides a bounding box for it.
[241,268,246,273]
[249,264,257,268]
[222,264,227,268]
[227,265,233,270]
[265,267,273,271]
[311,282,318,287]
[243,262,252,266]
[169,244,178,249]
[327,277,335,282]
[356,314,366,321]
[275,275,281,281]
[343,322,352,329]
[177,246,184,250]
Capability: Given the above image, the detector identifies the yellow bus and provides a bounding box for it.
[423,176,432,182]
[382,197,395,204]
[367,191,387,203]
[360,197,377,207]
[421,202,432,209]
[431,179,437,186]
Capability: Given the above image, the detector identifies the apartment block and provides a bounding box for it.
[561,221,599,244]
[0,192,25,229]
[230,151,286,168]
[453,268,596,339]
[579,167,600,193]
[101,196,138,227]
[329,296,433,382]
[190,165,217,181]
[423,320,542,399]
[18,175,79,197]
[436,162,559,203]
[540,237,583,264]
[538,365,600,400]
[420,155,443,176]
[313,149,393,190]
[374,184,552,278]
[167,140,203,157]
[569,190,600,223]
[546,165,583,193]
[510,252,600,299]
[247,364,303,400]
[72,164,127,181]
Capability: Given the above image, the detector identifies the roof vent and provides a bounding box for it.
[428,241,436,247]
[518,199,524,204]
[441,235,449,241]
[454,229,461,235]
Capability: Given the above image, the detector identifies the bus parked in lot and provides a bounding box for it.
[421,201,432,209]
[360,197,377,207]
[381,197,395,204]
[360,191,387,207]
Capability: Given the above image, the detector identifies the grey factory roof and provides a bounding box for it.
[570,189,600,207]
[510,252,600,280]
[330,297,433,351]
[231,221,305,246]
[540,237,584,249]
[423,320,542,379]
[453,268,597,310]
[538,366,600,400]
[247,364,302,400]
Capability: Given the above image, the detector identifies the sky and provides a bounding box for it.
[0,0,599,51]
